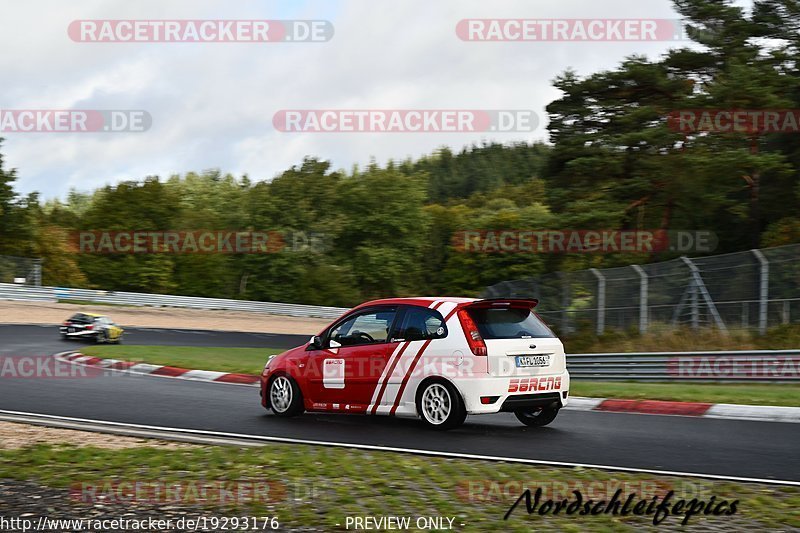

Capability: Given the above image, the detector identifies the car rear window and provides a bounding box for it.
[468,307,555,339]
[69,313,93,324]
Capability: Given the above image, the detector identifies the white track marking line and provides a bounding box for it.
[127,363,163,374]
[564,397,606,411]
[181,369,228,381]
[0,409,796,487]
[705,404,800,423]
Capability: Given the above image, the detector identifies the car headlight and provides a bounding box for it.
[264,355,277,371]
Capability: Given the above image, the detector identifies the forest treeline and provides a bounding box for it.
[1,0,798,307]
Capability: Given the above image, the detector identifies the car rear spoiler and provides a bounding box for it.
[464,298,539,310]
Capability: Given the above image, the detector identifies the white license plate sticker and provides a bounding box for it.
[515,355,550,367]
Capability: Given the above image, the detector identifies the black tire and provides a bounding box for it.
[416,379,467,430]
[95,330,108,344]
[267,375,304,417]
[514,406,560,427]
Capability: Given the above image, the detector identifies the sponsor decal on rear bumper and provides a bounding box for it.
[508,376,562,393]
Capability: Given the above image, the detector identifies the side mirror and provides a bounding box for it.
[307,335,323,351]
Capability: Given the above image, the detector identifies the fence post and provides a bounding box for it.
[680,256,728,333]
[590,268,605,335]
[32,260,42,287]
[742,301,749,329]
[631,265,648,334]
[751,249,769,335]
[558,272,570,334]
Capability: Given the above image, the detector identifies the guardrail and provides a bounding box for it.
[0,283,55,302]
[0,283,349,319]
[567,349,800,382]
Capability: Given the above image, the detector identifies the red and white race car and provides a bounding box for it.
[260,297,569,429]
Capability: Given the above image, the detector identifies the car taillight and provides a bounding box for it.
[62,322,70,326]
[457,309,487,356]
[85,325,93,330]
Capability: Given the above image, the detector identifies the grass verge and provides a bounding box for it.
[0,440,797,531]
[80,345,283,375]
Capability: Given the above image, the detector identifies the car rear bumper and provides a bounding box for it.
[455,370,570,414]
[59,328,98,338]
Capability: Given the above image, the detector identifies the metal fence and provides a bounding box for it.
[0,283,348,319]
[567,349,800,381]
[0,255,41,286]
[484,244,800,335]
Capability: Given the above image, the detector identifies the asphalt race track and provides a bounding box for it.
[1,324,799,483]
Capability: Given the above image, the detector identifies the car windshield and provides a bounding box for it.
[468,307,555,339]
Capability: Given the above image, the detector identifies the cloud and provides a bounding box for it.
[1,0,699,198]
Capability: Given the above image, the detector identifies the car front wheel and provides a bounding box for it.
[514,406,560,427]
[267,375,304,417]
[416,380,466,430]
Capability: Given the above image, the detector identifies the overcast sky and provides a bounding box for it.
[0,0,750,199]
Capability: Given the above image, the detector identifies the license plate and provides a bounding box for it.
[68,327,74,333]
[515,355,550,367]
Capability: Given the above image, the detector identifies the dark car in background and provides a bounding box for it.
[60,313,124,344]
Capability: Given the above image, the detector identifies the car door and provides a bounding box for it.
[93,317,106,339]
[305,306,399,412]
[372,305,449,412]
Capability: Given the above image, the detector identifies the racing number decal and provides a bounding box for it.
[323,358,345,389]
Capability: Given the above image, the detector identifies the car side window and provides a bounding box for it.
[393,307,448,342]
[327,307,397,347]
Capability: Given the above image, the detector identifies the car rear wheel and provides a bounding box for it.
[416,380,466,430]
[268,375,304,417]
[514,406,560,427]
